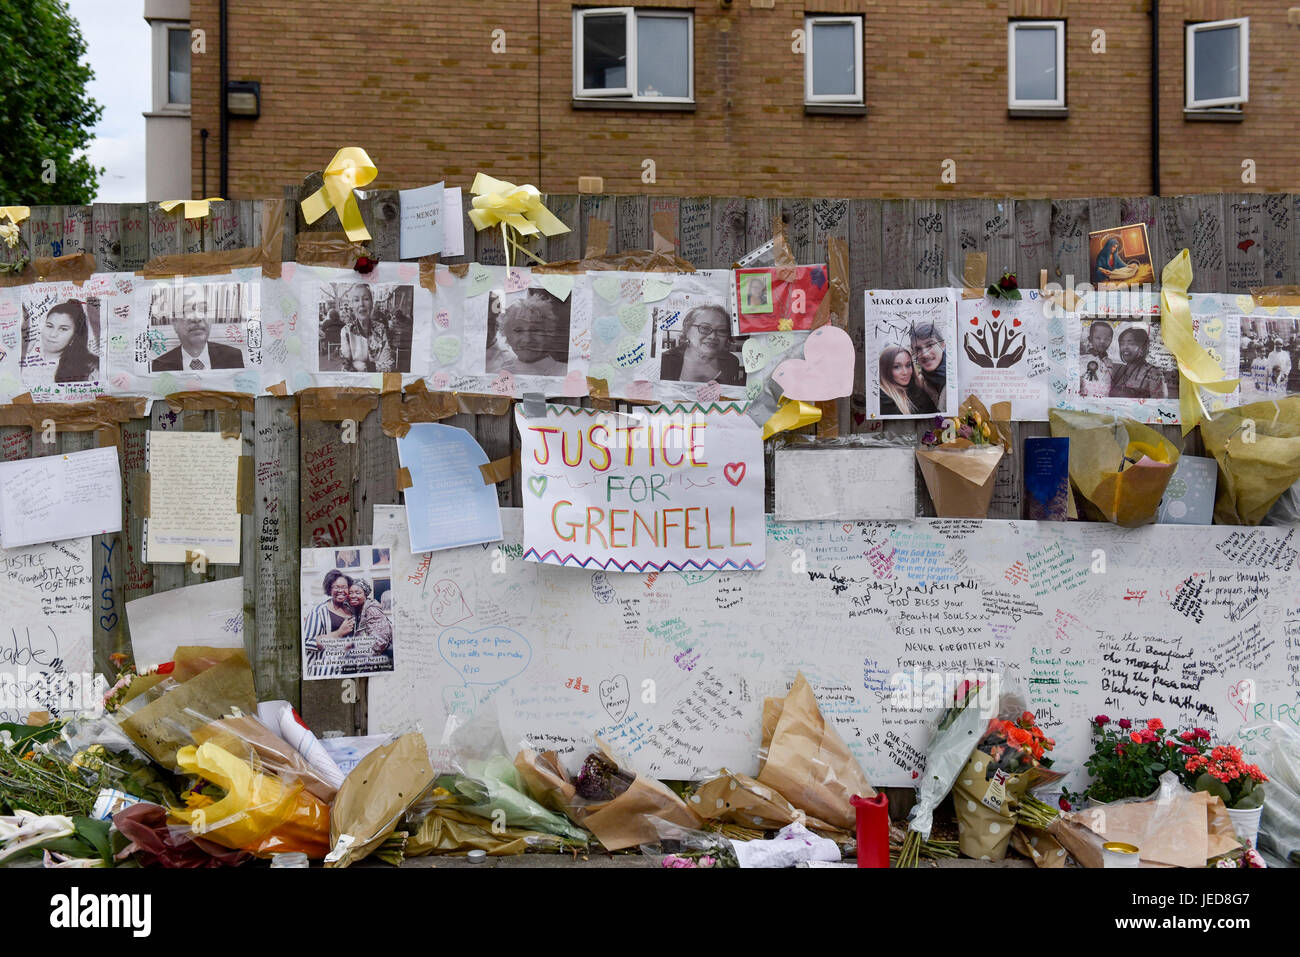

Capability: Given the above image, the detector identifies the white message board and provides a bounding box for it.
[370,507,1300,789]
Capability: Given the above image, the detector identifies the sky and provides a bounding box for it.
[68,0,151,203]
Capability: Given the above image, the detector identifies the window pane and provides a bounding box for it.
[583,13,627,90]
[1014,27,1058,101]
[811,22,856,96]
[636,15,689,97]
[1194,25,1240,101]
[168,28,191,104]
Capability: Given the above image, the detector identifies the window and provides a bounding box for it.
[1186,18,1248,110]
[167,26,190,106]
[804,15,863,105]
[1008,20,1065,109]
[573,8,693,102]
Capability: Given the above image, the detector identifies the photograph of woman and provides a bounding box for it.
[21,298,100,386]
[1107,325,1173,400]
[657,303,746,386]
[742,275,771,313]
[909,321,948,412]
[318,282,415,374]
[301,559,396,679]
[878,346,937,416]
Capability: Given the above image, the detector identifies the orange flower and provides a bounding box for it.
[1020,711,1035,725]
[1007,726,1032,747]
[1146,718,1164,732]
[1129,732,1143,744]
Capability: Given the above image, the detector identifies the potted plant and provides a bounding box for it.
[1183,745,1268,849]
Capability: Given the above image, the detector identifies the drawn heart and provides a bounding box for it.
[841,523,853,534]
[742,338,770,373]
[434,309,451,329]
[642,278,673,303]
[599,674,630,723]
[1012,318,1021,327]
[723,462,746,486]
[970,317,980,326]
[527,475,548,498]
[1238,239,1255,253]
[562,369,588,395]
[466,263,495,298]
[433,335,461,365]
[768,326,855,401]
[593,314,621,343]
[99,613,118,630]
[430,579,472,626]
[504,268,530,293]
[991,310,1000,318]
[1205,317,1224,339]
[618,301,649,333]
[745,380,763,400]
[539,273,574,302]
[612,336,646,369]
[490,370,516,396]
[592,276,621,302]
[626,380,654,402]
[1228,679,1254,720]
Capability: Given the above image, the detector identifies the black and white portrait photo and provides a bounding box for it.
[1077,318,1179,401]
[317,281,415,374]
[653,302,746,386]
[485,286,572,377]
[1239,317,1300,400]
[148,281,252,372]
[21,293,102,387]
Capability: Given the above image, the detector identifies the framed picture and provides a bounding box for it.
[1088,223,1155,289]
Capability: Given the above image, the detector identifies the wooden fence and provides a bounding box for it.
[1,190,1295,739]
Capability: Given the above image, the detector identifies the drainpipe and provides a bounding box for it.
[219,0,229,197]
[1151,0,1160,196]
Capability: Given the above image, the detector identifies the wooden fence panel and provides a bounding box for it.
[678,197,712,268]
[616,194,649,252]
[711,196,747,268]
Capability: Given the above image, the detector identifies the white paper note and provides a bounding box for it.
[0,447,122,548]
[143,431,242,565]
[774,448,917,521]
[443,187,464,257]
[399,182,445,259]
[126,576,245,670]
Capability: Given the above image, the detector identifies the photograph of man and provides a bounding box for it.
[152,288,245,372]
[909,321,948,412]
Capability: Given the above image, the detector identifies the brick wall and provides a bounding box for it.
[189,1,1300,199]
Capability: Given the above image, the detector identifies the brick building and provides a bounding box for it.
[167,1,1300,199]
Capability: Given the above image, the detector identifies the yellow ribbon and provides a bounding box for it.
[0,207,30,225]
[761,397,822,441]
[300,148,377,242]
[158,198,225,219]
[468,173,569,265]
[1159,249,1239,434]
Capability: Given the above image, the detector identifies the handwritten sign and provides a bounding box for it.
[516,404,765,572]
[143,431,242,565]
[0,447,122,548]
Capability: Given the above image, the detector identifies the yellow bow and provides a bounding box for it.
[761,397,822,441]
[1159,249,1238,434]
[0,207,29,225]
[159,198,225,219]
[300,148,377,242]
[468,173,570,265]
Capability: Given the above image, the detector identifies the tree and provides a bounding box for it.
[0,0,104,205]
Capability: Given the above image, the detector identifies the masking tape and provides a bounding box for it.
[479,449,521,486]
[133,472,151,517]
[236,455,254,515]
[396,466,413,491]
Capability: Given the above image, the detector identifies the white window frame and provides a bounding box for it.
[1007,20,1065,110]
[149,20,191,115]
[804,15,864,105]
[1185,17,1249,110]
[573,7,694,103]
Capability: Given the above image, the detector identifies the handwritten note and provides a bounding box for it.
[126,577,245,670]
[774,448,916,521]
[0,447,122,548]
[143,431,242,565]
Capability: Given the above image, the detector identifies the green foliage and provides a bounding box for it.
[0,0,105,205]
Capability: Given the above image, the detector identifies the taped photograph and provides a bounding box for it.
[653,302,746,386]
[146,280,255,372]
[301,547,395,680]
[1077,318,1179,400]
[1238,316,1300,399]
[485,286,572,377]
[317,281,415,373]
[21,293,103,390]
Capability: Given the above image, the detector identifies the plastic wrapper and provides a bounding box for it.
[1261,476,1300,526]
[755,671,874,831]
[1048,772,1239,868]
[1199,396,1300,525]
[113,802,252,868]
[639,818,739,868]
[1049,408,1179,526]
[405,790,568,857]
[1230,721,1300,864]
[326,732,435,868]
[191,715,340,804]
[437,712,588,841]
[255,700,346,793]
[46,716,183,810]
[170,741,331,859]
[513,741,701,851]
[688,768,844,837]
[906,678,994,843]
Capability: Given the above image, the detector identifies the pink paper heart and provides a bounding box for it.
[266,320,285,338]
[504,269,530,293]
[111,374,130,390]
[491,370,516,396]
[435,309,451,329]
[562,369,588,395]
[397,263,419,282]
[723,462,746,486]
[696,380,722,403]
[626,380,654,402]
[429,371,450,390]
[769,326,854,401]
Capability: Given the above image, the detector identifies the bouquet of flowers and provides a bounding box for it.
[916,397,1012,518]
[953,708,1060,861]
[897,677,991,867]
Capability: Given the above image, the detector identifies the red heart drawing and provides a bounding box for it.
[991,310,1000,318]
[1013,318,1022,327]
[1228,679,1254,720]
[841,523,853,534]
[912,770,920,780]
[723,462,746,486]
[970,317,979,325]
[1238,239,1255,253]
